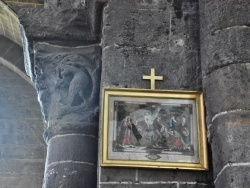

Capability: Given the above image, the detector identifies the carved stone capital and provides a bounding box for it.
[34,43,101,141]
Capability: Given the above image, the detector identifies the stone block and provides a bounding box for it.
[209,111,250,176]
[0,174,43,187]
[100,168,135,182]
[0,35,14,57]
[3,28,15,41]
[201,28,250,76]
[44,162,97,188]
[200,0,250,38]
[137,168,213,183]
[103,0,199,49]
[1,104,42,119]
[47,134,98,165]
[1,118,44,135]
[179,183,213,188]
[102,46,201,91]
[44,0,84,9]
[1,145,45,160]
[215,165,250,188]
[99,184,177,188]
[15,134,44,144]
[203,63,250,121]
[19,8,95,41]
[0,159,44,175]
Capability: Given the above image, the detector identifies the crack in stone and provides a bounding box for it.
[203,61,250,78]
[214,162,250,185]
[210,24,250,36]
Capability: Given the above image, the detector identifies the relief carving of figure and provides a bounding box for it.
[56,55,93,107]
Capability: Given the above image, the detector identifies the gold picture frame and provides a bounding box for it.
[101,88,208,170]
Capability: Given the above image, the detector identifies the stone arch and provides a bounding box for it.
[0,3,46,187]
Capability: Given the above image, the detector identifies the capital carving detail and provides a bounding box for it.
[34,43,101,139]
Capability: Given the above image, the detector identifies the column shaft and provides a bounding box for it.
[200,0,250,187]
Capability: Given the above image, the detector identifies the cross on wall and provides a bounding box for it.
[142,68,163,90]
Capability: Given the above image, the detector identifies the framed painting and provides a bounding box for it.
[101,88,208,170]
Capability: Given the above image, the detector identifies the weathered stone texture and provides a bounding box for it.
[99,184,177,188]
[209,111,250,176]
[200,0,250,75]
[201,28,250,76]
[46,135,98,165]
[19,8,95,41]
[102,0,202,91]
[137,168,212,183]
[203,63,250,121]
[215,165,250,188]
[44,0,85,9]
[200,0,250,38]
[179,183,213,188]
[44,162,97,188]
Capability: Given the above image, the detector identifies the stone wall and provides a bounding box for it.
[99,0,213,187]
[0,1,22,46]
[0,60,45,187]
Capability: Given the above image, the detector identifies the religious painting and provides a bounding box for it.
[101,88,208,170]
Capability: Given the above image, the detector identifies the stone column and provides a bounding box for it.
[35,43,101,188]
[18,1,103,187]
[200,0,250,187]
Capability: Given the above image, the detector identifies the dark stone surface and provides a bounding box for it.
[179,183,213,188]
[137,168,213,183]
[100,168,136,182]
[215,165,250,188]
[99,184,177,188]
[0,159,44,174]
[102,0,202,91]
[0,174,43,187]
[47,134,98,165]
[203,63,250,122]
[102,46,201,91]
[200,0,250,38]
[201,27,250,76]
[19,8,95,42]
[44,0,85,9]
[44,162,97,188]
[209,111,250,176]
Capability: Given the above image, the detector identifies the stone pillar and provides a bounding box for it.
[200,0,250,187]
[35,43,101,188]
[18,1,103,187]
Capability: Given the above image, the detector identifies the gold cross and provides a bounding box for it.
[142,68,163,90]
